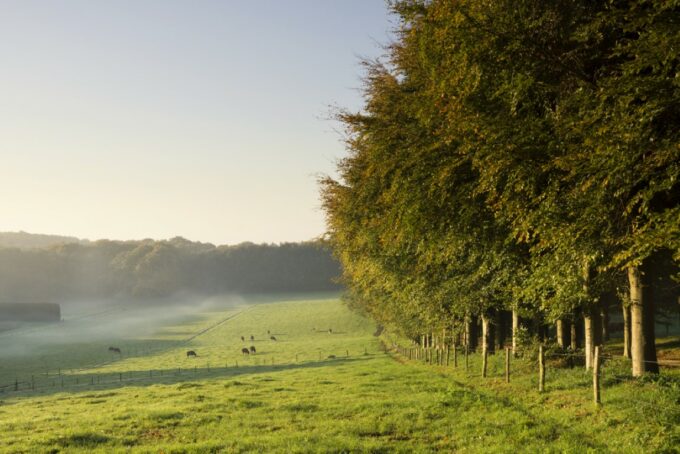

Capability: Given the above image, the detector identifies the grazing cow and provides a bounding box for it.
[250,335,255,341]
[327,355,336,359]
[241,348,250,355]
[108,346,121,354]
[270,336,277,341]
[241,336,245,341]
[250,346,256,354]
[186,350,197,357]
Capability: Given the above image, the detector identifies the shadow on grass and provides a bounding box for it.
[1,356,376,401]
[438,375,609,451]
[388,350,609,451]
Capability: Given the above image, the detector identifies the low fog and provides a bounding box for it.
[0,294,247,359]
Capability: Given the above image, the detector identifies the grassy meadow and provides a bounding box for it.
[0,296,678,453]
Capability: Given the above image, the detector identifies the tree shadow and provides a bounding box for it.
[438,376,609,451]
[0,356,374,402]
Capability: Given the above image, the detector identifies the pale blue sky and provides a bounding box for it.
[0,0,394,245]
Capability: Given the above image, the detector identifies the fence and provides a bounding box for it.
[0,347,375,396]
[389,341,678,407]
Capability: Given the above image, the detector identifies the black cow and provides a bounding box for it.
[267,329,270,334]
[250,335,255,341]
[270,336,277,341]
[186,350,197,357]
[108,346,121,354]
[241,336,245,342]
[250,346,256,354]
[241,348,250,355]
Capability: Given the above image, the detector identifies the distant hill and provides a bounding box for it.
[0,231,88,250]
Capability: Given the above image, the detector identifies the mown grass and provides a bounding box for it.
[0,296,678,453]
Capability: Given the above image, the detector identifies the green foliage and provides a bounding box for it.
[320,0,680,337]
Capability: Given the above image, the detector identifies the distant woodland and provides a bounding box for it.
[0,233,340,302]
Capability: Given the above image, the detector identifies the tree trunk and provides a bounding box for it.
[628,263,659,376]
[582,260,596,369]
[629,265,645,376]
[622,303,631,359]
[584,310,594,370]
[512,309,519,355]
[570,318,577,350]
[556,319,567,348]
[481,314,493,358]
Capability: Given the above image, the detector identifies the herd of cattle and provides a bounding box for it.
[108,327,335,359]
[107,331,285,359]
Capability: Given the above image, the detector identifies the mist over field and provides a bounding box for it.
[0,294,245,358]
[0,232,342,362]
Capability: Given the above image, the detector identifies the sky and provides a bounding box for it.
[0,0,394,245]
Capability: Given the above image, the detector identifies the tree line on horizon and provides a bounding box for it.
[0,235,340,303]
[321,0,679,377]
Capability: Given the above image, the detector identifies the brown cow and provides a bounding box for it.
[270,336,277,341]
[241,348,250,355]
[250,346,256,354]
[186,350,197,357]
[108,346,121,354]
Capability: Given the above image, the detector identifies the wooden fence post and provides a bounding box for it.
[505,347,510,383]
[593,345,601,405]
[538,345,545,392]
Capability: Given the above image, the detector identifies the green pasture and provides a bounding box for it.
[0,296,678,453]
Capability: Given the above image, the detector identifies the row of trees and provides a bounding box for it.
[321,0,679,376]
[0,237,340,302]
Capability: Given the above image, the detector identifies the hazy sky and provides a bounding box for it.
[0,0,394,245]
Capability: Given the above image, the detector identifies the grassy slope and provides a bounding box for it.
[0,297,678,453]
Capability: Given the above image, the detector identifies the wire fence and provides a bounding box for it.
[387,340,680,409]
[0,347,378,397]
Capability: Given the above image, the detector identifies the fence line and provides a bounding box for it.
[0,347,378,396]
[388,340,679,407]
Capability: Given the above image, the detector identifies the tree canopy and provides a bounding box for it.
[321,0,679,375]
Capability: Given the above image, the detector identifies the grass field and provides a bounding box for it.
[0,295,678,453]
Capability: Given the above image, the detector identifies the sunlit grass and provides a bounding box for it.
[0,297,678,452]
